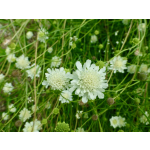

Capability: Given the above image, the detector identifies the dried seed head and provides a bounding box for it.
[92,56,96,60]
[78,100,85,106]
[15,120,22,127]
[12,70,21,77]
[92,115,98,121]
[107,98,114,105]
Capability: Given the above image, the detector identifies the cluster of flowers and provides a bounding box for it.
[110,116,126,128]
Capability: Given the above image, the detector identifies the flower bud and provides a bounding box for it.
[134,98,140,105]
[99,44,104,49]
[96,61,105,69]
[132,38,140,45]
[55,122,70,132]
[53,108,59,115]
[92,114,98,121]
[94,30,99,35]
[42,118,47,125]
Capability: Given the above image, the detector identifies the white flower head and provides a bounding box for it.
[116,41,119,44]
[115,31,119,36]
[127,64,137,74]
[118,116,126,128]
[0,74,5,83]
[5,47,11,55]
[19,108,31,122]
[42,67,72,90]
[70,60,108,103]
[51,56,61,68]
[26,63,41,79]
[27,97,34,103]
[37,28,49,43]
[31,105,39,112]
[140,111,149,125]
[15,54,30,70]
[138,23,146,31]
[26,31,33,39]
[2,112,9,121]
[75,110,83,119]
[76,127,85,132]
[47,47,53,53]
[59,90,73,103]
[3,82,14,94]
[90,35,98,43]
[109,56,127,73]
[45,101,51,109]
[23,122,38,132]
[31,119,42,131]
[110,116,119,128]
[139,64,148,73]
[8,104,16,113]
[7,53,16,63]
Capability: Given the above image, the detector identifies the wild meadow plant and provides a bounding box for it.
[0,19,150,132]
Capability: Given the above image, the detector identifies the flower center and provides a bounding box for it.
[80,70,100,91]
[112,119,117,125]
[114,60,123,68]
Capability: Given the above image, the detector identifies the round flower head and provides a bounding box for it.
[0,74,5,83]
[19,108,31,122]
[139,64,148,73]
[138,23,146,31]
[15,54,30,70]
[3,82,14,94]
[127,64,137,74]
[42,67,72,90]
[45,101,51,109]
[2,112,9,121]
[5,47,11,55]
[118,116,126,128]
[55,122,70,132]
[6,53,16,63]
[75,110,83,119]
[76,127,85,132]
[37,28,49,43]
[26,31,33,39]
[90,35,98,43]
[8,104,16,113]
[47,47,53,53]
[26,63,41,79]
[122,19,130,25]
[69,60,108,103]
[31,105,39,112]
[140,111,149,125]
[110,116,119,128]
[109,56,127,73]
[51,56,61,68]
[23,122,38,132]
[59,90,73,103]
[30,119,42,131]
[134,49,142,56]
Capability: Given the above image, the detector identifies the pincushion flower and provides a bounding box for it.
[2,112,9,120]
[37,28,49,43]
[26,31,33,39]
[42,67,72,90]
[51,56,61,67]
[15,54,30,70]
[139,64,148,73]
[118,116,126,127]
[109,56,127,73]
[19,108,31,122]
[7,53,16,63]
[110,116,119,128]
[59,90,73,103]
[8,104,16,113]
[5,47,11,55]
[23,122,38,132]
[140,111,149,125]
[69,60,108,103]
[127,64,137,74]
[26,63,41,79]
[47,47,53,53]
[3,82,14,94]
[31,119,42,130]
[0,74,5,83]
[90,35,98,43]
